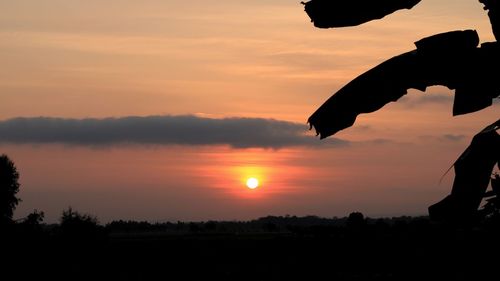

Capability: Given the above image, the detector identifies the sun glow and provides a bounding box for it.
[246,177,259,189]
[198,148,306,198]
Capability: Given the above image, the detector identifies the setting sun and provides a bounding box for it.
[246,177,259,189]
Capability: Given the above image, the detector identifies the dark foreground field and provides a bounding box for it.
[3,215,500,280]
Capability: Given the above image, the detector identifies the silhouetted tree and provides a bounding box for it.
[60,207,102,239]
[23,209,45,226]
[18,209,45,236]
[347,212,366,228]
[303,1,500,222]
[0,154,21,225]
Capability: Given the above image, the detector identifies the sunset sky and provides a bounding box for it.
[1,0,498,223]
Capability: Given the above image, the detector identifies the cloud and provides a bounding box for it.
[417,134,468,143]
[0,115,350,149]
[442,134,467,142]
[443,134,466,141]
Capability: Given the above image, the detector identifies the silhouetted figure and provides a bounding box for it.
[429,119,500,222]
[0,154,21,226]
[301,0,421,28]
[308,30,499,138]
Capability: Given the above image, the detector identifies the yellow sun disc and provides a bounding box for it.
[246,177,259,189]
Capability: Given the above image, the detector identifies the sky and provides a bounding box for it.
[1,0,498,223]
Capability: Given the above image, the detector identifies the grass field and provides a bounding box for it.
[4,215,500,280]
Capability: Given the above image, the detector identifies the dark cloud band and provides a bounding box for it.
[0,115,349,148]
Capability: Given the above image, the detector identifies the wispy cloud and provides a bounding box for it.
[417,134,469,143]
[0,115,349,149]
[442,134,467,142]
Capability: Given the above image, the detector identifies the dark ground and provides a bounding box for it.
[3,215,500,280]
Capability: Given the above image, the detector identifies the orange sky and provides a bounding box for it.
[6,141,464,222]
[0,0,498,222]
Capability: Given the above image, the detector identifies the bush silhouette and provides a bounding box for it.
[0,154,21,225]
[59,207,102,239]
[24,209,45,226]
